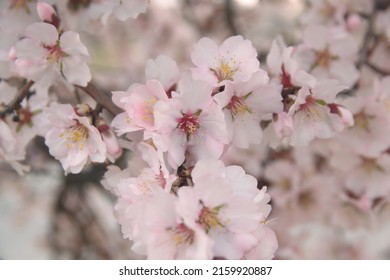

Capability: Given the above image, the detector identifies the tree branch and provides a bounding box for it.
[0,80,34,118]
[365,61,390,76]
[356,3,377,70]
[77,83,122,116]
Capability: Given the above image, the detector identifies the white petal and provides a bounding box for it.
[25,22,58,46]
[60,31,89,57]
[191,37,219,68]
[62,58,91,86]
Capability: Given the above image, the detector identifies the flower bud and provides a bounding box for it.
[37,2,57,23]
[8,46,16,61]
[274,112,294,138]
[346,14,361,32]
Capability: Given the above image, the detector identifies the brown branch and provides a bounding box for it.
[365,61,390,76]
[345,2,378,96]
[0,80,34,118]
[356,3,377,70]
[77,82,122,116]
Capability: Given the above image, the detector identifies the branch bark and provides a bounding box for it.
[0,80,34,118]
[77,83,122,116]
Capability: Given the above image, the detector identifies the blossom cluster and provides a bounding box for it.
[105,35,285,259]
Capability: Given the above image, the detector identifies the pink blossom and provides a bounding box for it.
[14,22,91,88]
[176,159,276,259]
[338,83,390,157]
[301,25,359,87]
[267,38,316,89]
[301,0,347,25]
[44,104,106,174]
[145,55,180,92]
[100,127,122,163]
[111,80,168,136]
[154,76,227,167]
[110,142,176,245]
[287,80,352,146]
[142,191,213,259]
[191,36,259,87]
[214,70,283,148]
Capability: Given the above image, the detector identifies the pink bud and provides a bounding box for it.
[338,106,354,127]
[101,129,122,162]
[8,46,16,61]
[346,14,361,32]
[357,195,371,212]
[37,2,57,23]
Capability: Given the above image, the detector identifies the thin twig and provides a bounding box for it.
[344,2,378,96]
[365,61,390,76]
[0,80,34,118]
[356,3,377,70]
[77,83,122,116]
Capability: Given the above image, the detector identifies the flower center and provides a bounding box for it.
[354,111,372,132]
[135,169,166,195]
[177,111,201,141]
[280,64,294,88]
[168,223,195,246]
[226,94,252,118]
[299,95,324,118]
[45,43,65,65]
[212,61,239,82]
[60,123,89,150]
[361,158,383,173]
[315,48,335,68]
[142,96,158,124]
[197,204,224,233]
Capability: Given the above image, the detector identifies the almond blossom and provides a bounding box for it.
[141,190,213,259]
[214,70,283,148]
[14,22,91,89]
[301,0,348,25]
[176,159,276,259]
[299,25,359,87]
[266,38,316,89]
[44,104,106,174]
[191,36,259,87]
[154,76,227,167]
[288,80,352,146]
[338,79,390,158]
[145,55,180,92]
[111,80,169,136]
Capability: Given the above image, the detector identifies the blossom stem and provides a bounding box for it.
[77,83,122,116]
[0,80,34,118]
